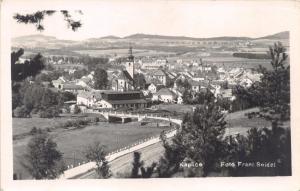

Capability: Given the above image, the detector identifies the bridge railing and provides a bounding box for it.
[95,111,182,125]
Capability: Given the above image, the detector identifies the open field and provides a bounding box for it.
[154,104,194,113]
[74,49,177,57]
[13,118,172,179]
[12,113,105,136]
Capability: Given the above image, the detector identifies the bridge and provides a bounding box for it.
[98,110,183,125]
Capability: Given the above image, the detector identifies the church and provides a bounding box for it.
[111,46,145,92]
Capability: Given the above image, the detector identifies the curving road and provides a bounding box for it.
[78,141,165,179]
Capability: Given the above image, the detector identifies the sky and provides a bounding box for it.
[9,1,296,41]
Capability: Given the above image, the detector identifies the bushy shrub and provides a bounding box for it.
[73,105,81,114]
[30,127,38,135]
[13,106,31,118]
[39,107,59,118]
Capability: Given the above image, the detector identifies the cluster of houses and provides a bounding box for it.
[49,47,262,111]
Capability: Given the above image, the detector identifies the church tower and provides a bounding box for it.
[125,46,134,79]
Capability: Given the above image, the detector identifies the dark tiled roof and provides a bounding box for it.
[189,80,209,87]
[102,90,141,95]
[77,91,103,100]
[119,70,134,81]
[106,99,147,105]
[63,84,85,90]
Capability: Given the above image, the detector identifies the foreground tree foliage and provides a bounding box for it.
[224,123,291,176]
[157,102,227,177]
[224,42,291,176]
[130,152,156,178]
[248,42,290,123]
[14,10,82,31]
[22,130,66,179]
[11,49,45,82]
[84,142,111,179]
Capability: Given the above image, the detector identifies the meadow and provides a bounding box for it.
[13,117,172,179]
[74,48,177,57]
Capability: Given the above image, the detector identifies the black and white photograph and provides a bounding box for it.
[1,0,300,190]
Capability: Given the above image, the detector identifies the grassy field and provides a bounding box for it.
[13,118,172,179]
[224,108,271,136]
[154,104,194,113]
[74,49,176,57]
[12,113,104,136]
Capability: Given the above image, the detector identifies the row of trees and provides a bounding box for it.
[13,82,76,118]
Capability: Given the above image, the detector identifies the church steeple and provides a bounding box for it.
[128,45,134,61]
[125,45,134,79]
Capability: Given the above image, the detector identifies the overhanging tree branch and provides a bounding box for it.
[13,10,82,31]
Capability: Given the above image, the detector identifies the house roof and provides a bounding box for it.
[220,89,233,98]
[189,80,209,87]
[146,78,163,85]
[102,90,141,95]
[63,84,85,90]
[118,70,134,82]
[105,99,147,105]
[77,91,103,100]
[52,79,64,84]
[80,77,92,83]
[152,70,166,76]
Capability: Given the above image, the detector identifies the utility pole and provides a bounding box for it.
[73,152,76,166]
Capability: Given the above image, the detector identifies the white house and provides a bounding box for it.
[94,99,113,108]
[177,96,183,104]
[148,83,164,94]
[239,77,253,88]
[52,76,67,89]
[189,80,209,93]
[153,88,177,103]
[77,91,102,107]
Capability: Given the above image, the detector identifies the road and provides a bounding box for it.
[76,109,261,179]
[78,141,165,179]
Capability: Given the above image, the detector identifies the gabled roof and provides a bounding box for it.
[77,91,103,100]
[152,70,166,76]
[80,77,92,83]
[118,70,134,82]
[106,99,147,105]
[147,78,163,85]
[219,89,233,98]
[52,78,64,84]
[189,80,209,87]
[63,83,85,90]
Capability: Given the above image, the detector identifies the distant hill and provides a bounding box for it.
[257,31,289,40]
[12,34,78,49]
[124,33,199,40]
[124,33,252,41]
[100,35,121,39]
[13,34,75,43]
[12,31,289,50]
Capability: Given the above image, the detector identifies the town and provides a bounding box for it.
[9,9,291,180]
[32,46,263,113]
